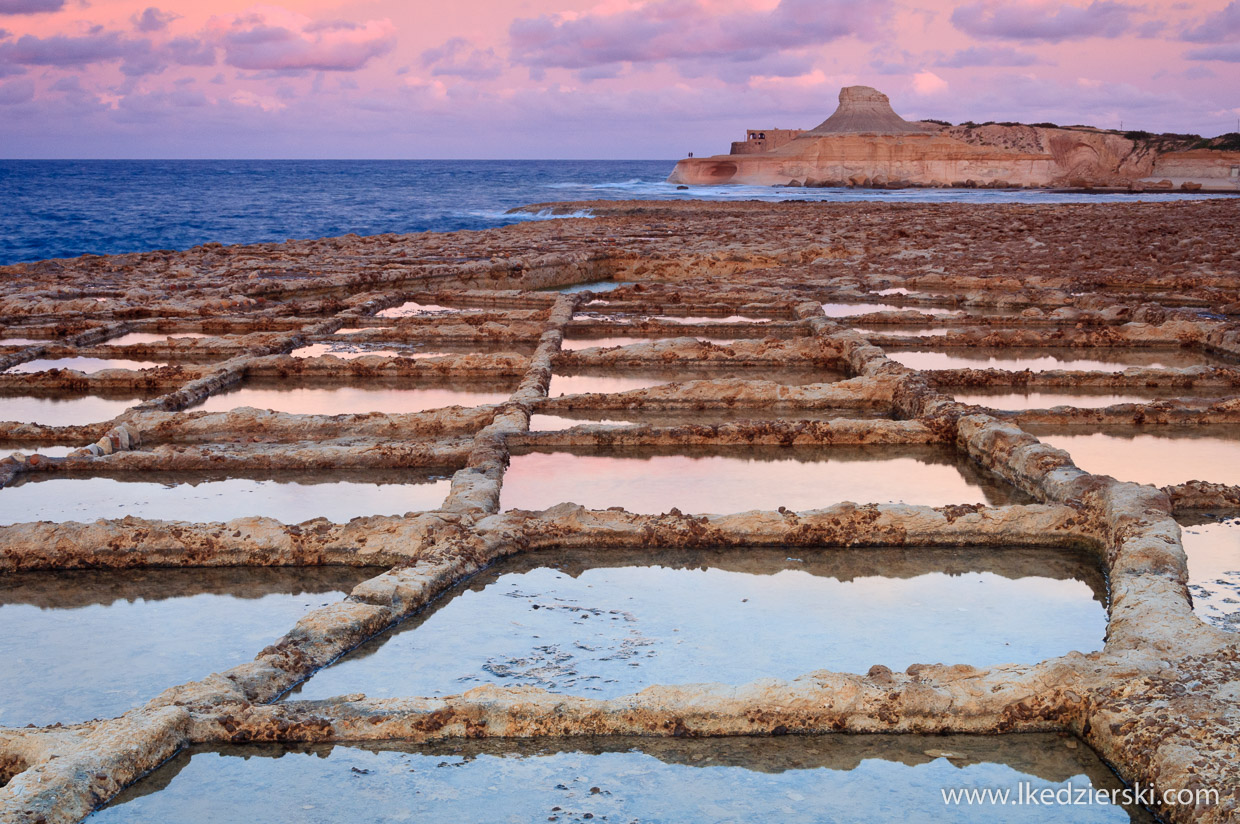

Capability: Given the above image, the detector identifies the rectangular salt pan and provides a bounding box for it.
[0,470,453,525]
[822,302,960,317]
[500,446,1030,513]
[287,547,1105,702]
[104,332,210,345]
[0,394,145,426]
[889,347,1220,372]
[1179,516,1240,632]
[375,301,473,318]
[548,368,840,396]
[189,383,515,415]
[528,407,891,431]
[0,567,374,727]
[5,357,165,374]
[561,335,740,351]
[1026,426,1240,487]
[92,734,1153,823]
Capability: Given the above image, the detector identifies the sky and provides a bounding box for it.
[0,0,1237,158]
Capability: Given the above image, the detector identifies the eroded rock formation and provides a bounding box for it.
[669,85,1240,190]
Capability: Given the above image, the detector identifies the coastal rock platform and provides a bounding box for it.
[0,198,1238,822]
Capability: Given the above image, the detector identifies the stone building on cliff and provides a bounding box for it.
[668,86,1240,191]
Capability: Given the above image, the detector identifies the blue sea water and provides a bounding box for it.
[0,159,1229,265]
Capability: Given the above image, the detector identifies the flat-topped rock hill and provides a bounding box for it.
[669,85,1240,191]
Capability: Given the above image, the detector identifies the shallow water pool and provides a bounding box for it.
[1179,516,1240,632]
[90,734,1153,823]
[500,446,1029,513]
[1025,426,1240,487]
[287,546,1105,701]
[0,469,454,524]
[0,566,375,727]
[189,380,517,415]
[0,394,146,425]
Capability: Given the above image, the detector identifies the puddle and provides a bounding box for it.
[889,347,1218,372]
[561,335,739,351]
[292,341,534,359]
[954,391,1163,410]
[822,303,960,318]
[578,312,774,325]
[375,301,472,318]
[500,446,1031,513]
[0,469,454,525]
[288,546,1105,701]
[5,357,166,374]
[548,368,841,396]
[1179,516,1240,632]
[854,326,953,337]
[104,332,210,346]
[529,407,890,431]
[651,314,775,324]
[94,733,1150,824]
[188,379,517,415]
[550,280,624,293]
[0,394,145,425]
[0,567,374,727]
[1024,426,1240,487]
[1,444,79,458]
[0,337,43,346]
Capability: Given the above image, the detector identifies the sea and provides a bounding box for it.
[0,159,1229,266]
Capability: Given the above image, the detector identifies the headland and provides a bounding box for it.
[668,85,1240,191]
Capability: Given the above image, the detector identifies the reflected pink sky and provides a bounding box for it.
[500,450,1018,513]
[192,384,513,414]
[1,0,1236,157]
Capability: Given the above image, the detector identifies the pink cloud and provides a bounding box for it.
[131,7,177,33]
[0,0,63,15]
[935,45,1043,66]
[215,7,395,72]
[1180,0,1240,41]
[1186,42,1240,59]
[951,0,1140,41]
[421,37,503,80]
[0,30,147,65]
[510,0,892,75]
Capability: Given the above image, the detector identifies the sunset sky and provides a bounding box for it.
[0,0,1237,158]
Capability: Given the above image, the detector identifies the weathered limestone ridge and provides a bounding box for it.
[668,85,1240,190]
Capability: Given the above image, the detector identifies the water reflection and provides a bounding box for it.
[548,367,841,396]
[288,546,1105,701]
[823,303,960,318]
[561,335,739,351]
[189,379,517,415]
[1179,516,1240,632]
[528,407,891,431]
[0,566,375,727]
[0,394,145,425]
[550,280,624,293]
[5,357,165,374]
[0,469,454,524]
[890,347,1218,372]
[500,446,1031,513]
[93,734,1152,823]
[1025,425,1240,487]
[104,332,210,346]
[375,301,472,318]
[955,391,1155,410]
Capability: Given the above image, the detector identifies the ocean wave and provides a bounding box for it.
[459,208,597,222]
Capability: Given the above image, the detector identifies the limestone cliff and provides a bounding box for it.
[669,86,1240,191]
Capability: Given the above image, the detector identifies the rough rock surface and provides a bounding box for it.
[668,85,1240,190]
[0,199,1238,823]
